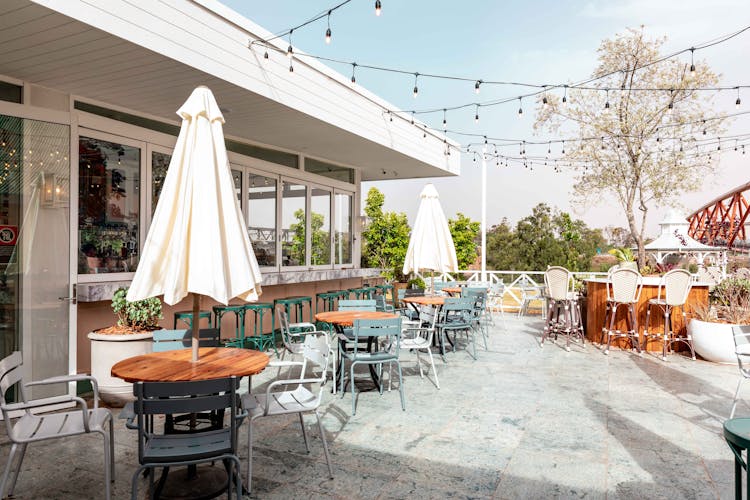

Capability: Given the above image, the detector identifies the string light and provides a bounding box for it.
[442,108,447,130]
[737,87,742,109]
[474,104,480,124]
[325,11,332,44]
[475,80,481,94]
[287,29,294,59]
[413,73,419,98]
[562,85,568,105]
[351,62,357,84]
[517,97,523,118]
[543,92,549,106]
[375,0,381,16]
[604,89,610,111]
[690,47,696,73]
[264,50,269,59]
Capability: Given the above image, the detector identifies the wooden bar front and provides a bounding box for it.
[585,278,709,351]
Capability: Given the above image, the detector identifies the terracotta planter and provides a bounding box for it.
[688,318,738,364]
[87,331,154,406]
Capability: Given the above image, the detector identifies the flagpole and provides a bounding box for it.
[481,145,487,283]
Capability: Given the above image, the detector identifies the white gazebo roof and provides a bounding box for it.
[644,209,721,252]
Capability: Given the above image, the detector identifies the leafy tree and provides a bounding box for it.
[448,213,480,269]
[361,187,411,281]
[535,28,725,267]
[288,209,330,265]
[486,203,604,272]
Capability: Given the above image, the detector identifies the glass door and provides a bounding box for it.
[0,113,70,399]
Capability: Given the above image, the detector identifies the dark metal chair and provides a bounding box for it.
[130,376,245,500]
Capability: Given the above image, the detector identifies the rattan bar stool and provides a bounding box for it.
[642,268,695,361]
[541,266,584,351]
[603,268,643,356]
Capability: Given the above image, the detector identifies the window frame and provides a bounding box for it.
[309,183,333,269]
[333,189,355,268]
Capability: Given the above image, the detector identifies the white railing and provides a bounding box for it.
[415,269,609,311]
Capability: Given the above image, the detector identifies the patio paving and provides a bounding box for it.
[0,314,743,499]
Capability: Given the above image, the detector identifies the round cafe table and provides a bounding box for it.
[315,310,398,391]
[111,347,270,382]
[442,287,463,296]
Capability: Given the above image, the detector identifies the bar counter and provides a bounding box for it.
[585,277,710,351]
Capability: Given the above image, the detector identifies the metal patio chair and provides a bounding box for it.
[0,351,114,500]
[730,325,750,418]
[436,297,478,360]
[396,305,440,389]
[242,333,334,492]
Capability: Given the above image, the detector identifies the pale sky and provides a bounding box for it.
[226,0,750,238]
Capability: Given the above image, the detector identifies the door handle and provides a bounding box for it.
[58,284,77,304]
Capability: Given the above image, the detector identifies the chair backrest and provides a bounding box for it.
[605,265,619,300]
[152,328,221,352]
[0,352,26,416]
[374,295,388,312]
[338,299,376,311]
[461,287,487,299]
[276,307,294,350]
[733,325,750,376]
[133,376,238,464]
[610,268,642,303]
[351,318,402,356]
[404,288,425,297]
[439,297,474,324]
[544,266,572,301]
[661,268,693,306]
[417,306,438,334]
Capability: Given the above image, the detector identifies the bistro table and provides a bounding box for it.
[112,347,270,382]
[315,310,398,391]
[112,347,269,497]
[442,287,463,297]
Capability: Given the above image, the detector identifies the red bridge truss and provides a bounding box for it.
[687,181,750,248]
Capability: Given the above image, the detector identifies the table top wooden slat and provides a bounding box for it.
[402,296,446,306]
[441,287,463,296]
[111,347,270,382]
[314,310,398,327]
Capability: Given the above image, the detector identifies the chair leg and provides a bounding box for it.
[299,412,310,453]
[1,443,19,499]
[315,410,334,479]
[246,420,254,494]
[397,361,406,411]
[426,347,440,389]
[101,427,112,500]
[351,361,357,415]
[130,465,147,500]
[731,377,744,419]
[605,304,617,355]
[415,349,424,379]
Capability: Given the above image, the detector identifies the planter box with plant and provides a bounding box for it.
[688,276,750,364]
[87,287,163,405]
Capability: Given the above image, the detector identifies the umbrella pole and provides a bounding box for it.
[191,293,200,362]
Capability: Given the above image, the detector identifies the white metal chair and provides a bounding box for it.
[642,269,695,361]
[397,305,440,389]
[487,282,508,330]
[603,268,643,355]
[0,351,115,500]
[276,307,329,379]
[731,325,750,418]
[242,333,334,493]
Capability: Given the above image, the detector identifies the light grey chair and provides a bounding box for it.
[338,299,376,311]
[730,325,750,418]
[339,317,405,415]
[436,298,478,360]
[0,351,114,500]
[243,333,334,493]
[398,305,440,389]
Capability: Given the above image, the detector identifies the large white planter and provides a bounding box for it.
[88,331,153,406]
[688,318,738,364]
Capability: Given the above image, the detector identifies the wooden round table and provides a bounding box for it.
[314,310,398,326]
[441,287,463,296]
[111,347,270,382]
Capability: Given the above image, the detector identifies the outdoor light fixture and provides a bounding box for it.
[263,50,269,59]
[562,85,568,105]
[287,29,294,58]
[475,104,479,124]
[325,10,332,44]
[413,73,419,98]
[604,89,610,110]
[351,63,356,84]
[736,87,742,109]
[475,80,481,94]
[442,109,447,130]
[689,47,696,73]
[517,97,523,117]
[375,0,382,16]
[543,94,548,106]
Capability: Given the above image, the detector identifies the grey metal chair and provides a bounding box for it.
[339,317,405,415]
[242,333,334,492]
[374,294,395,313]
[398,305,440,389]
[338,299,377,311]
[642,268,695,361]
[731,325,750,418]
[130,376,244,500]
[436,297,478,360]
[0,351,114,500]
[462,288,489,350]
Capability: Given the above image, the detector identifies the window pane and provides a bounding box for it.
[305,158,354,183]
[151,151,170,215]
[78,137,140,274]
[335,193,352,265]
[282,182,306,267]
[232,169,242,205]
[311,188,331,265]
[248,173,276,267]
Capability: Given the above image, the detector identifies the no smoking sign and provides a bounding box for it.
[0,226,17,246]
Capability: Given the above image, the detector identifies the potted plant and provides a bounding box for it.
[608,247,638,270]
[688,276,750,364]
[87,287,163,405]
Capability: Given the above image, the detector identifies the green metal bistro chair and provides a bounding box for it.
[130,377,245,500]
[244,302,276,353]
[0,352,115,500]
[316,291,340,314]
[348,287,372,300]
[724,417,750,500]
[173,310,212,329]
[339,317,405,415]
[275,296,313,325]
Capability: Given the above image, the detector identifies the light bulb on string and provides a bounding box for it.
[561,140,565,154]
[474,104,480,124]
[543,93,548,106]
[412,73,419,98]
[517,97,523,118]
[350,63,357,84]
[562,85,568,105]
[736,87,742,109]
[423,126,427,139]
[263,50,269,60]
[604,89,610,111]
[287,29,294,59]
[325,11,332,44]
[689,47,696,73]
[548,142,551,154]
[375,0,381,16]
[289,63,294,73]
[442,109,447,130]
[475,80,481,94]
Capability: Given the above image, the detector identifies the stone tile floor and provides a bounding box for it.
[0,314,744,499]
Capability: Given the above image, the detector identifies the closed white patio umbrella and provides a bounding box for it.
[402,183,458,291]
[128,86,262,361]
